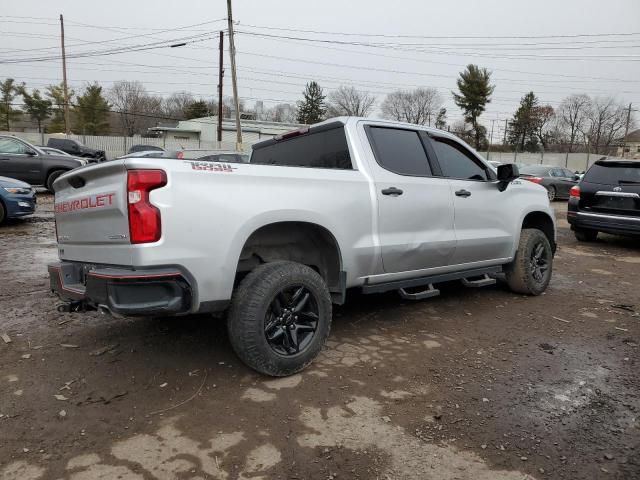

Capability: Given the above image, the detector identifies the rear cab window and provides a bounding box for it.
[251,123,352,169]
[583,162,640,185]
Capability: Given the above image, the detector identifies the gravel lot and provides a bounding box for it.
[1,194,638,480]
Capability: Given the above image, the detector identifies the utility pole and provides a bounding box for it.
[487,119,495,161]
[59,14,70,135]
[503,118,508,145]
[226,0,242,151]
[622,103,632,158]
[217,30,224,146]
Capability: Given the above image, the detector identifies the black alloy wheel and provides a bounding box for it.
[529,241,551,284]
[264,285,319,356]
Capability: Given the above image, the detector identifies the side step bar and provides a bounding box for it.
[461,274,496,288]
[362,265,502,298]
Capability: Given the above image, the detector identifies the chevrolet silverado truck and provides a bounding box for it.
[48,117,556,376]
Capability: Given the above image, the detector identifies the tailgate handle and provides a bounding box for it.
[68,176,86,188]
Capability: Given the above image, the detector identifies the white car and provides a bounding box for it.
[48,117,556,376]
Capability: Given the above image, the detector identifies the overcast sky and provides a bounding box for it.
[2,0,639,136]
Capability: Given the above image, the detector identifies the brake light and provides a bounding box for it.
[523,176,543,184]
[127,169,167,244]
[569,186,580,198]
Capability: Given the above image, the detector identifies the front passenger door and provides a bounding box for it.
[0,137,42,184]
[428,136,515,266]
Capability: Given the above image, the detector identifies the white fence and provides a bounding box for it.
[1,132,254,159]
[480,151,607,172]
[2,131,610,172]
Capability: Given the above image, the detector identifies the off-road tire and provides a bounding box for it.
[46,170,66,193]
[227,261,332,377]
[505,228,553,296]
[547,185,556,201]
[574,228,598,242]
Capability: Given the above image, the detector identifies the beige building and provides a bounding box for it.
[149,116,302,148]
[618,129,640,158]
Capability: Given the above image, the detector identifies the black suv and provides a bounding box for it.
[47,138,105,161]
[0,135,86,192]
[568,159,640,241]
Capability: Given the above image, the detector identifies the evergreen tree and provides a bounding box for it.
[46,83,74,133]
[435,107,447,130]
[73,83,110,135]
[19,88,52,133]
[296,81,326,124]
[0,78,24,131]
[452,65,494,149]
[184,100,211,119]
[508,92,540,152]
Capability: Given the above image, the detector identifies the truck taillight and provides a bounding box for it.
[569,185,580,198]
[127,169,167,244]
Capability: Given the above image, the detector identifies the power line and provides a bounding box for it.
[237,22,640,40]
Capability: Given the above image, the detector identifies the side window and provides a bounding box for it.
[0,138,28,155]
[367,127,432,176]
[431,138,488,181]
[562,168,575,178]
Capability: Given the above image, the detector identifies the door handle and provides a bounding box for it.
[381,187,403,196]
[455,189,471,197]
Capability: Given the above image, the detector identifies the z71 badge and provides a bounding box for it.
[185,161,237,173]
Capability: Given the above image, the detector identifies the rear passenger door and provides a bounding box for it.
[427,135,514,265]
[0,137,43,184]
[364,126,456,274]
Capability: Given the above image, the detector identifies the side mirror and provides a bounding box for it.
[572,174,580,181]
[497,163,519,182]
[497,164,519,192]
[25,149,37,156]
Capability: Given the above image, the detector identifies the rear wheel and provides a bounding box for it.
[505,229,553,295]
[227,261,332,377]
[574,228,598,242]
[547,185,556,201]
[46,170,66,192]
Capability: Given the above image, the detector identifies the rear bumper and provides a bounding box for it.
[567,206,640,237]
[48,262,192,316]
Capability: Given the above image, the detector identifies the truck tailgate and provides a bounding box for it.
[53,160,133,265]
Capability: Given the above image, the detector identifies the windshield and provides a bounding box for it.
[519,165,550,176]
[583,162,640,185]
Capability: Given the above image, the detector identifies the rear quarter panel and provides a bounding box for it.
[124,158,375,306]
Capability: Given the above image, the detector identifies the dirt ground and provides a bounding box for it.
[1,194,638,480]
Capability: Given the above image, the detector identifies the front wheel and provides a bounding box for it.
[45,170,66,193]
[505,229,553,295]
[227,261,332,377]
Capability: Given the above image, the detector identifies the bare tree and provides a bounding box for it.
[109,80,163,135]
[532,105,555,150]
[557,94,590,152]
[326,85,375,117]
[162,91,195,120]
[582,97,628,154]
[381,88,442,126]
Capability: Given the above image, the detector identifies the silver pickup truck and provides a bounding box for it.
[49,117,556,376]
